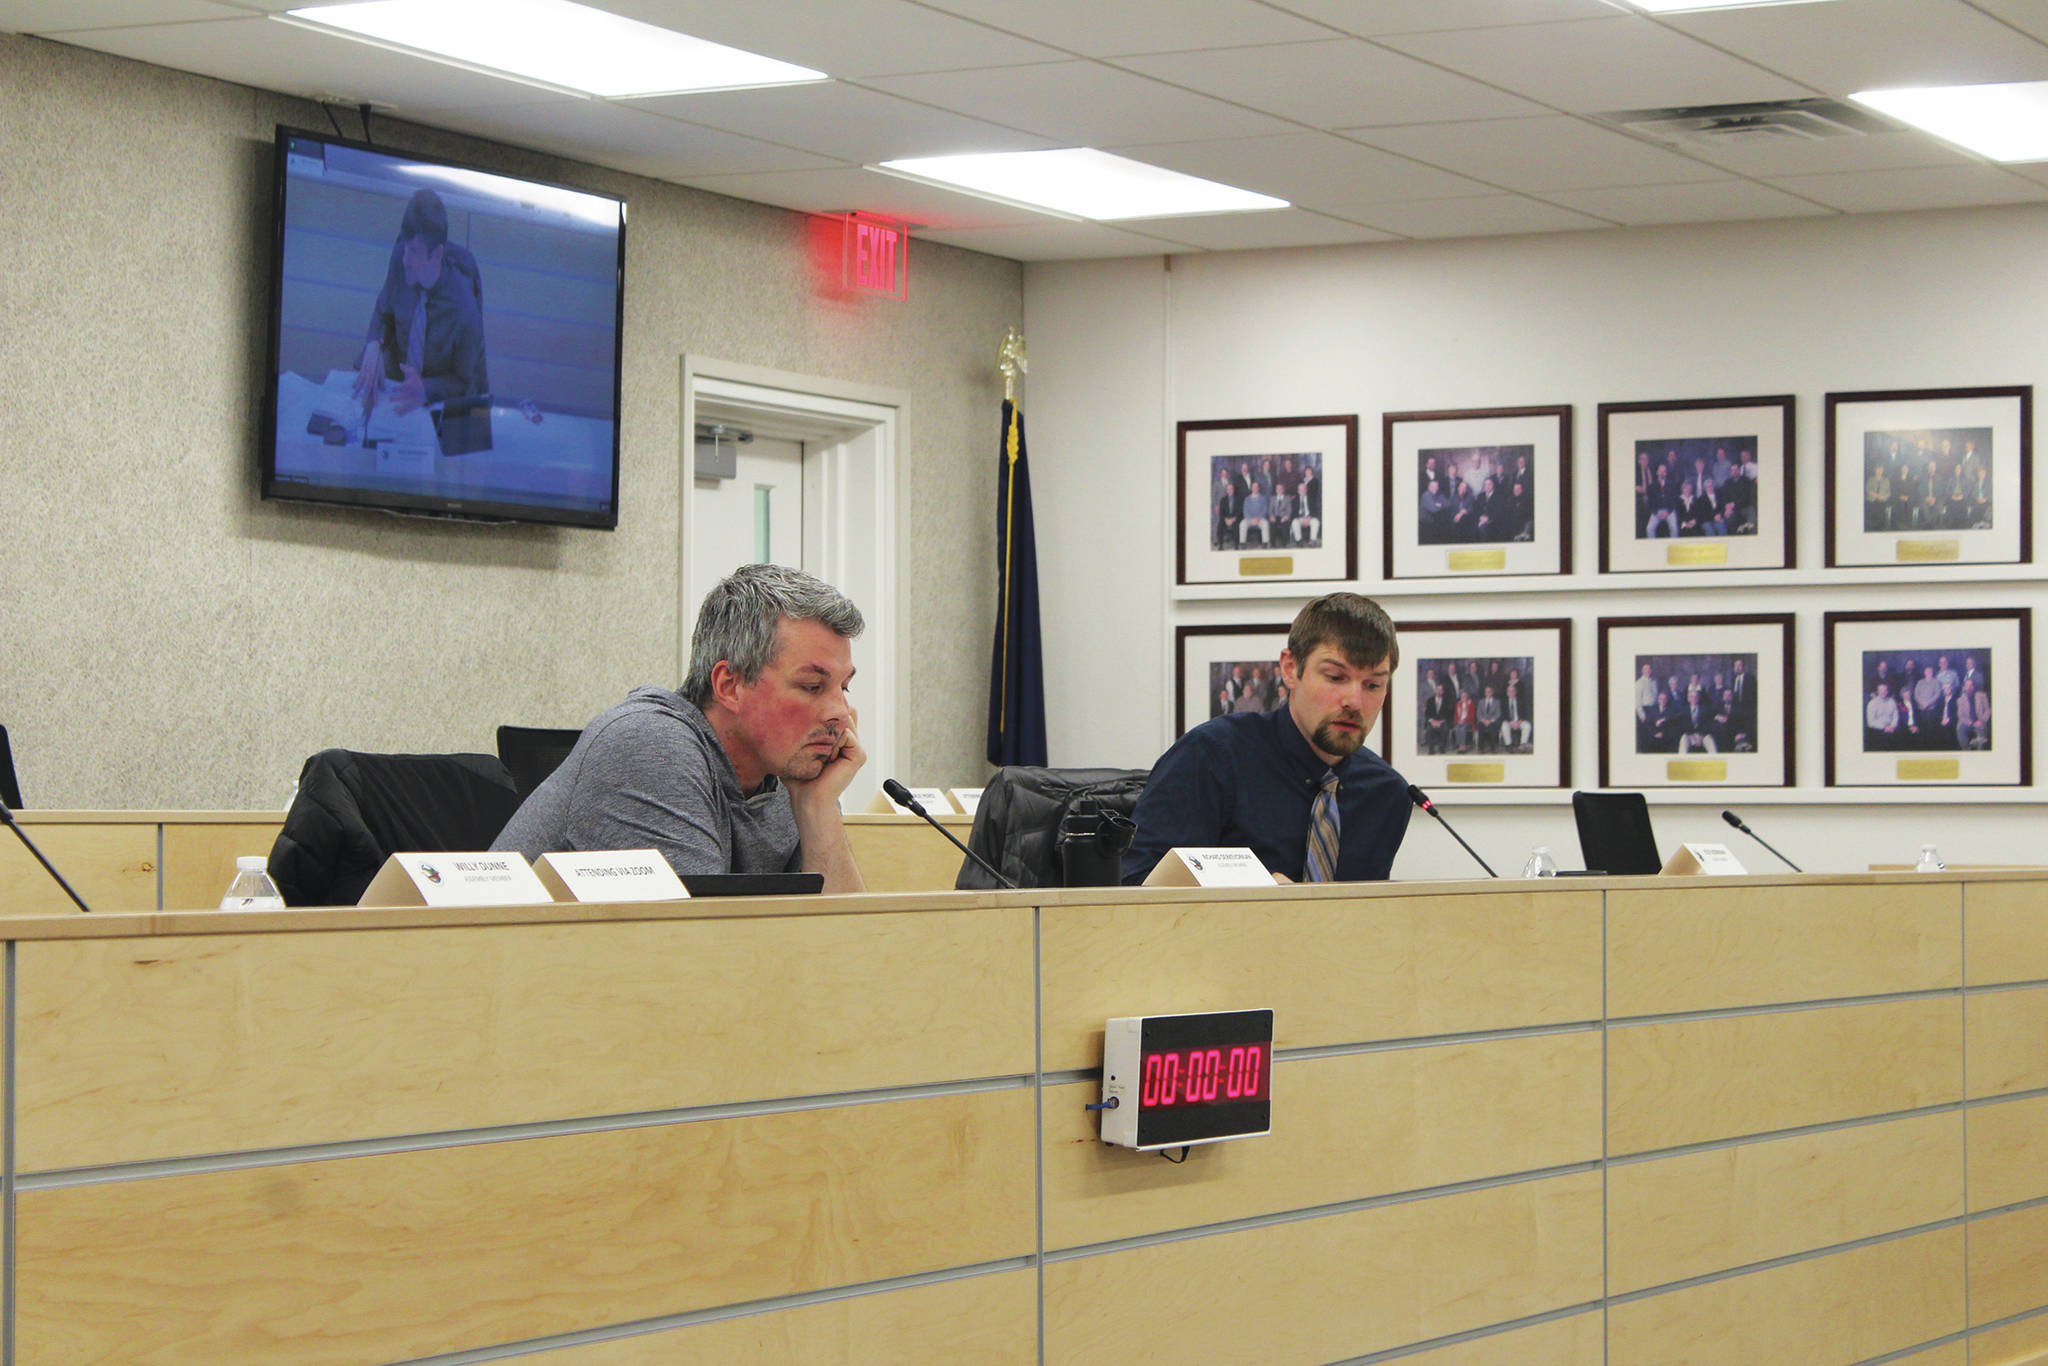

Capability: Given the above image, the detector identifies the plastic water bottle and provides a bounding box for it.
[1521,845,1559,878]
[1913,844,1946,873]
[220,856,286,910]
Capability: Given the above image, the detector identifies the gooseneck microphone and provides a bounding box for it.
[882,778,1019,890]
[1721,809,1803,873]
[1407,784,1498,879]
[0,798,93,913]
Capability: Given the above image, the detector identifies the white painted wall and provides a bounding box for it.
[1023,205,2048,880]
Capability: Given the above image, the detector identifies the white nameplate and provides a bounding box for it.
[1142,846,1274,888]
[1662,842,1748,877]
[533,850,689,903]
[950,787,984,817]
[357,852,554,908]
[867,786,955,815]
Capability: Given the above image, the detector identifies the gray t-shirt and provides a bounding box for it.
[491,687,801,876]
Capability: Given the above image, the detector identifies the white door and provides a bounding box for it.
[690,434,805,590]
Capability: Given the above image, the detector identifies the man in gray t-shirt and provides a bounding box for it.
[493,565,868,893]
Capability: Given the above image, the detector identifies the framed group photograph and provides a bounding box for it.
[1597,613,1794,789]
[1824,608,2031,787]
[1382,405,1571,580]
[1384,619,1571,790]
[1178,415,1357,588]
[1598,395,1794,573]
[1175,623,1292,737]
[1824,385,2031,567]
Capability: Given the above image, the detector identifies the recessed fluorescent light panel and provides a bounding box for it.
[873,149,1287,221]
[1622,0,1839,12]
[282,0,827,98]
[1852,82,2048,162]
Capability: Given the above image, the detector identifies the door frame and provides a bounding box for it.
[680,356,908,808]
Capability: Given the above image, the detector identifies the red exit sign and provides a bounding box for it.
[843,213,908,300]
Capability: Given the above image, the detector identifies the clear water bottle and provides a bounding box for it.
[1521,845,1559,878]
[1913,844,1946,873]
[220,855,286,910]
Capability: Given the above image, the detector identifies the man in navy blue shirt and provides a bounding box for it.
[1122,593,1410,883]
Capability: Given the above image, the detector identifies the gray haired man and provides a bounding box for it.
[494,564,867,892]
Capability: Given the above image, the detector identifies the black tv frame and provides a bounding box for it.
[258,125,626,530]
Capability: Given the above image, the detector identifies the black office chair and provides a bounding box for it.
[955,766,1147,890]
[496,725,582,798]
[0,724,21,809]
[269,749,525,906]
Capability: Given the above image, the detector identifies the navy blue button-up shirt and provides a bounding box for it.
[1121,705,1411,884]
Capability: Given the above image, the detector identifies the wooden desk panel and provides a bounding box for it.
[1970,1202,2048,1326]
[1607,997,1962,1156]
[1042,1030,1602,1250]
[843,814,971,894]
[1606,1226,1965,1366]
[1401,1313,1604,1366]
[1040,889,1603,1071]
[16,907,1034,1169]
[0,823,154,915]
[1964,877,2048,986]
[1042,1171,1603,1366]
[1967,985,2048,1099]
[160,820,282,911]
[1606,881,1960,1016]
[452,1268,1038,1366]
[15,1088,1037,1366]
[1970,1313,2048,1365]
[1606,1111,1962,1294]
[1969,1092,2048,1212]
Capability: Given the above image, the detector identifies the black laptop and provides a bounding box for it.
[1571,791,1662,875]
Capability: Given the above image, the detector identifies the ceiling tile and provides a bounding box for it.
[913,219,1182,260]
[629,82,1057,163]
[429,101,843,179]
[47,14,568,111]
[1762,163,2048,213]
[913,0,1333,57]
[0,1,238,30]
[1660,0,2048,94]
[1109,207,1398,250]
[1543,177,1834,225]
[677,165,1054,230]
[1352,115,1724,193]
[1377,14,1814,113]
[1109,132,1495,208]
[864,60,1297,145]
[580,0,1063,77]
[1111,38,1545,127]
[1272,0,1626,36]
[1349,193,1611,239]
[1972,0,2048,43]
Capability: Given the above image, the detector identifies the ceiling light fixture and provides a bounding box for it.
[1620,0,1841,12]
[280,0,827,98]
[1851,81,2048,162]
[872,149,1287,221]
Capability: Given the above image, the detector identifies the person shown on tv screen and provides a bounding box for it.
[351,188,486,417]
[492,564,867,892]
[1121,592,1410,884]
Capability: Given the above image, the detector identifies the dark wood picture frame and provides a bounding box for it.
[1382,404,1572,581]
[1382,618,1573,790]
[1597,612,1795,789]
[1175,622,1292,738]
[1822,607,2032,788]
[1177,415,1358,588]
[1823,385,2031,568]
[1597,394,1795,573]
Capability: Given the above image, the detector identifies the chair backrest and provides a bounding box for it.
[496,725,582,798]
[268,749,524,907]
[956,766,1149,890]
[0,725,20,810]
[1572,790,1662,875]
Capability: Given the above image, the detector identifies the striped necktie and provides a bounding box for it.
[1304,772,1340,882]
[406,295,428,373]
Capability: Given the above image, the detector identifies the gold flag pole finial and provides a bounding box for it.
[997,327,1028,403]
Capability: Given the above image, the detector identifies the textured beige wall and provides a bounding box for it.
[1,34,1018,809]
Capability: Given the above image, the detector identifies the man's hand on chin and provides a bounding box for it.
[787,710,865,813]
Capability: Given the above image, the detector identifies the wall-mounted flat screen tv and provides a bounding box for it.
[261,127,625,528]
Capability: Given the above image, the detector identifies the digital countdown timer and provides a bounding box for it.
[1098,1008,1274,1151]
